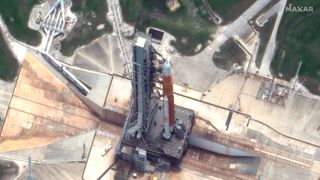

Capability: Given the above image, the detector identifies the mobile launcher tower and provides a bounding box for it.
[116,36,195,172]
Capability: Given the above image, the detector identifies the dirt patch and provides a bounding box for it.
[212,38,247,70]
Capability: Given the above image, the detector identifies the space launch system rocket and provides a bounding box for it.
[162,60,175,127]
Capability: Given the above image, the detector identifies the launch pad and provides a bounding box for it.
[118,103,194,170]
[116,36,194,171]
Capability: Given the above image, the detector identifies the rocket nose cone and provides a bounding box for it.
[163,60,171,76]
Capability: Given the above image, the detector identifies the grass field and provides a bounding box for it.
[0,32,19,81]
[120,0,216,55]
[194,0,256,24]
[0,0,41,46]
[271,0,320,94]
[60,0,112,56]
[212,39,246,70]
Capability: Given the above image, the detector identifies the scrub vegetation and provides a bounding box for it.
[120,0,216,55]
[60,0,113,56]
[0,32,19,81]
[271,0,320,94]
[0,0,42,45]
[194,0,256,24]
[212,39,246,71]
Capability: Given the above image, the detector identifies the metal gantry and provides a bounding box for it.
[38,0,90,95]
[127,41,155,138]
[109,0,131,75]
[41,0,66,52]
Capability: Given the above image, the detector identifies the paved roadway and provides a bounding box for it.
[0,15,36,55]
[208,0,272,53]
[256,0,282,26]
[0,80,15,121]
[259,0,287,77]
[105,0,273,92]
[171,0,272,92]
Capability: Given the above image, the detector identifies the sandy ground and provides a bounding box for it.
[0,52,118,152]
[83,134,119,180]
[0,137,60,152]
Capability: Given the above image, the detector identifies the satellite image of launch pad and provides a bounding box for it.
[0,0,320,179]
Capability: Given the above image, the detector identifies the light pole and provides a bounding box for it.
[27,155,33,180]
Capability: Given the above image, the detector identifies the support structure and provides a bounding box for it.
[116,36,194,172]
[38,0,90,95]
[27,156,33,180]
[41,0,66,52]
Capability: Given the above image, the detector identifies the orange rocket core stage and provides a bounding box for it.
[163,75,175,126]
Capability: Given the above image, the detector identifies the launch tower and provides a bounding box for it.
[116,36,194,171]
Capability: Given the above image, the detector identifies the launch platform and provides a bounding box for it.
[116,35,195,171]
